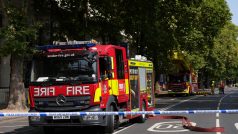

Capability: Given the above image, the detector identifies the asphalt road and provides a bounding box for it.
[1,87,238,134]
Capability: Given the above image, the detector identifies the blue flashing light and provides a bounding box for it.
[37,43,96,51]
[86,43,97,47]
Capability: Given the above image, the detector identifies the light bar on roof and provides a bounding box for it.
[53,40,93,45]
[37,40,96,51]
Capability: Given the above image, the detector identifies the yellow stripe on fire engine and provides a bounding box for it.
[125,79,129,94]
[128,60,153,68]
[111,57,114,69]
[146,68,153,71]
[108,80,119,95]
[94,87,102,103]
[108,79,129,95]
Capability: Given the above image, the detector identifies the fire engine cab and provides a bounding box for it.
[28,40,154,133]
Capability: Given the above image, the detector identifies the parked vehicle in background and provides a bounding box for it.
[167,51,198,96]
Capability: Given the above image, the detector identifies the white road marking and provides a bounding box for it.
[216,119,220,127]
[234,123,238,130]
[216,119,221,134]
[113,124,135,134]
[216,93,231,134]
[147,121,196,132]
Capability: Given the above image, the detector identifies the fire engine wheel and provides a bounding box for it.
[104,105,119,134]
[137,102,146,123]
[43,126,55,134]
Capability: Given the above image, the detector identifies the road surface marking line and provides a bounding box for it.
[217,93,230,110]
[216,119,221,134]
[216,119,220,127]
[216,93,231,134]
[234,123,238,130]
[147,121,197,132]
[113,124,135,134]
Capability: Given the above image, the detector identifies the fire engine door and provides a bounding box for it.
[99,57,110,95]
[115,49,126,95]
[129,67,139,110]
[146,70,154,106]
[139,68,154,107]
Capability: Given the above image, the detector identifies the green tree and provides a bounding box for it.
[211,23,238,81]
[0,0,37,110]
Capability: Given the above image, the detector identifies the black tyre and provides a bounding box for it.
[43,126,55,134]
[137,102,146,123]
[104,105,119,133]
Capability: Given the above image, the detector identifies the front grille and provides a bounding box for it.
[34,96,91,111]
[169,84,186,92]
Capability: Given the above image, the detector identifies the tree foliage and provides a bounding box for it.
[0,0,37,110]
[211,23,238,80]
[0,1,37,57]
[0,0,237,109]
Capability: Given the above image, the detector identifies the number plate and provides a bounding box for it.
[53,115,70,120]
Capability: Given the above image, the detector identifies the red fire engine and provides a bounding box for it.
[166,50,198,96]
[28,41,154,133]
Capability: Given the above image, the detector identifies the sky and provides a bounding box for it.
[226,0,238,26]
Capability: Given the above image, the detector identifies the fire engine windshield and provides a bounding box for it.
[30,57,97,83]
[168,74,189,83]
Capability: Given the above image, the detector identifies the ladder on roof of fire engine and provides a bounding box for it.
[130,55,148,61]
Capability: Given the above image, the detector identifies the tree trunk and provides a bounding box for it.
[7,54,27,110]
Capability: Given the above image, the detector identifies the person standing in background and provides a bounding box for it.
[219,80,225,94]
[210,80,215,95]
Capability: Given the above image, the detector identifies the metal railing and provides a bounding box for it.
[0,88,9,107]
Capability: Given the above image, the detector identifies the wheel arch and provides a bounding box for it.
[106,95,118,111]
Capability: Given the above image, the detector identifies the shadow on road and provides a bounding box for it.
[2,125,119,134]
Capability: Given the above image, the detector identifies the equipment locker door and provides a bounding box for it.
[146,70,154,106]
[129,67,139,110]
